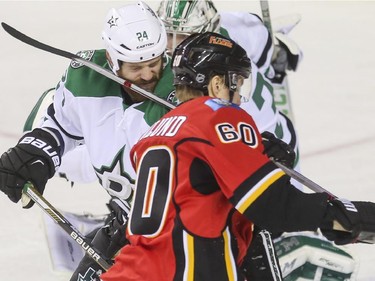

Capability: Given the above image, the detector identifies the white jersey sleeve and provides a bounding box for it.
[220,12,274,74]
[40,77,136,202]
[240,62,302,190]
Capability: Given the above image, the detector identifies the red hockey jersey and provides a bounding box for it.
[101,96,327,281]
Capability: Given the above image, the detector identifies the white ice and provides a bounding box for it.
[1,1,375,280]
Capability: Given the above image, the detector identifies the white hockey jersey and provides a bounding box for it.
[31,14,301,198]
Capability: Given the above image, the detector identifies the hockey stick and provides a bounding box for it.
[272,161,334,197]
[0,22,175,111]
[260,0,273,36]
[274,161,375,244]
[3,21,373,244]
[259,0,295,121]
[21,182,113,270]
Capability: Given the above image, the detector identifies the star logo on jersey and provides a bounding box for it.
[94,147,135,202]
[107,16,119,28]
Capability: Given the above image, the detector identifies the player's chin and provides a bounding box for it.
[140,81,157,92]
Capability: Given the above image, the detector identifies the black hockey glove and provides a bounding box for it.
[320,198,375,245]
[271,33,302,84]
[261,131,296,168]
[0,128,61,208]
[271,45,289,83]
[69,198,129,281]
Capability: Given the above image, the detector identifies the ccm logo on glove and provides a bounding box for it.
[19,136,60,169]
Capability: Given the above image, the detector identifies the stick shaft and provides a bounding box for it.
[260,0,273,36]
[273,161,335,197]
[1,22,175,110]
[274,162,375,244]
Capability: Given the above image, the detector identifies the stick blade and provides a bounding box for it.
[1,22,76,60]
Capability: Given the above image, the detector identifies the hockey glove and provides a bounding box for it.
[320,198,375,245]
[271,32,303,83]
[261,131,296,168]
[69,198,129,281]
[0,128,61,208]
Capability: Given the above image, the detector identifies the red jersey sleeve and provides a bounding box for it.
[196,99,286,215]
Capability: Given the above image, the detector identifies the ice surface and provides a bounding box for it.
[1,1,375,280]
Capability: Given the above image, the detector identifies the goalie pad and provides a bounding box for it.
[274,232,359,281]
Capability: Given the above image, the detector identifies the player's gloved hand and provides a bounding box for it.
[261,131,296,168]
[320,198,375,245]
[102,198,129,257]
[69,198,129,281]
[0,128,61,208]
[271,45,289,83]
[271,32,303,83]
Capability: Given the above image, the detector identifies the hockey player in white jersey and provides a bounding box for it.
[0,2,175,280]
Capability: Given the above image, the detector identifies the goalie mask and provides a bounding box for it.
[172,32,252,102]
[157,0,220,34]
[157,0,220,54]
[102,1,167,73]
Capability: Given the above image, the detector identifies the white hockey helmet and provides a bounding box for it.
[157,0,220,35]
[102,1,168,72]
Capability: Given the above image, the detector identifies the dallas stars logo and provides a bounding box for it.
[107,16,118,28]
[94,147,135,202]
[78,267,102,281]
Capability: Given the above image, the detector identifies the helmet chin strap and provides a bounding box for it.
[225,72,237,103]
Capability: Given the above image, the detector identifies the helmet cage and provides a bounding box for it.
[158,0,221,35]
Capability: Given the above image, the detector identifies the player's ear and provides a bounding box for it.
[209,75,223,98]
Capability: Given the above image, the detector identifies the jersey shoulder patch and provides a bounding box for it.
[70,50,95,69]
[64,49,121,98]
[204,98,241,111]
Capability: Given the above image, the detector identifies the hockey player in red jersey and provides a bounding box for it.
[102,32,375,281]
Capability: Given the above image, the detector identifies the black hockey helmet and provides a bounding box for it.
[171,31,251,99]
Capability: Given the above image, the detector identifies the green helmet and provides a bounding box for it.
[157,0,220,35]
